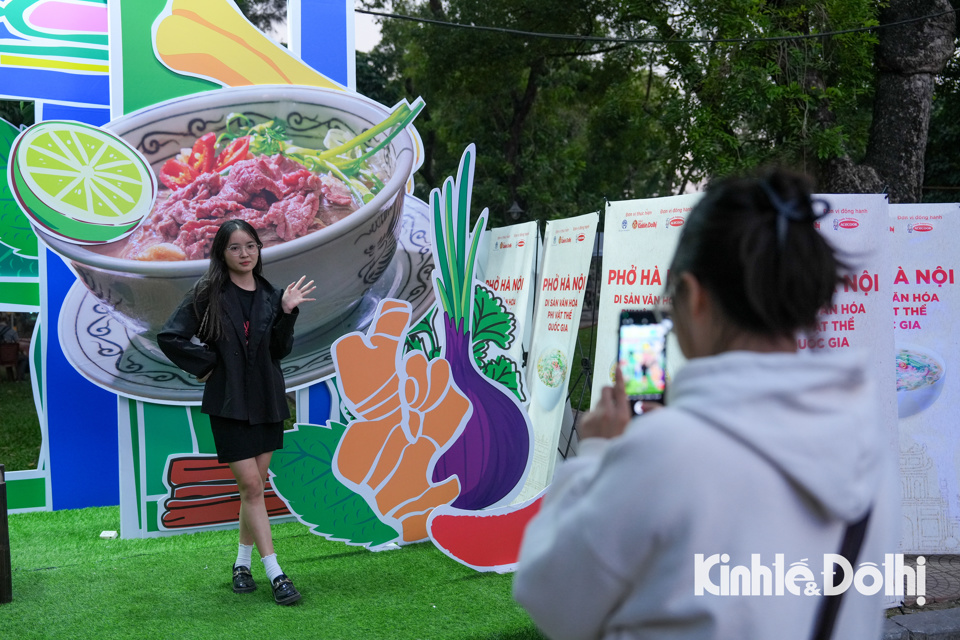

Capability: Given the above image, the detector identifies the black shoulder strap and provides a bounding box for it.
[672,406,874,639]
[810,509,872,640]
[673,407,873,640]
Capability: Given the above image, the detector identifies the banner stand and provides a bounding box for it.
[559,204,605,461]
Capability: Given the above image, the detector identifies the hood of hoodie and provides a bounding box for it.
[666,349,883,523]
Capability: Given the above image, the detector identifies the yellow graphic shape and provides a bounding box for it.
[332,300,471,543]
[0,54,109,74]
[153,0,342,90]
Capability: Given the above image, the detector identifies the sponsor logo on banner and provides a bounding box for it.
[499,241,513,249]
[518,239,526,247]
[632,220,658,230]
[558,235,572,245]
[621,219,628,231]
[834,218,859,230]
[576,233,585,243]
[667,217,684,228]
[909,223,933,233]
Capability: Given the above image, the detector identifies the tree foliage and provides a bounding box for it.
[234,0,287,34]
[363,0,680,225]
[362,0,954,214]
[924,9,960,202]
[0,101,34,129]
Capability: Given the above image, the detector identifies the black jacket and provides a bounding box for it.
[158,275,297,424]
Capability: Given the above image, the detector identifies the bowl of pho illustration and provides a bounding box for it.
[32,85,417,340]
[896,343,946,418]
[536,346,568,410]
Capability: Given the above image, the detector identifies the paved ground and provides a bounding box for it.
[884,555,960,639]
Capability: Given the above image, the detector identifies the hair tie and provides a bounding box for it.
[760,180,803,247]
[759,180,830,248]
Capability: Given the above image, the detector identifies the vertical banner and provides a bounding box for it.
[518,212,598,501]
[890,203,960,553]
[590,194,701,405]
[805,194,896,448]
[482,221,539,381]
[805,194,894,399]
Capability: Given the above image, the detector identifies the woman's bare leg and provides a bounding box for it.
[230,451,275,558]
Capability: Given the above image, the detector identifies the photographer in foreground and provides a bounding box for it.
[514,170,897,640]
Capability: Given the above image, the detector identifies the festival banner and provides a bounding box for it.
[889,203,960,554]
[589,194,701,406]
[517,212,598,501]
[804,195,895,438]
[481,221,539,389]
[807,192,896,583]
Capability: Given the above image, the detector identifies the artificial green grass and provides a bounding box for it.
[0,506,546,640]
[0,380,41,471]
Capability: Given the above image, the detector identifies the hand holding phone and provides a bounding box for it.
[578,368,633,440]
[618,309,671,415]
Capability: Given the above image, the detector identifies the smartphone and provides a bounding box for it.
[618,309,671,415]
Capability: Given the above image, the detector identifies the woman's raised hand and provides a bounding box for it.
[282,276,316,314]
[578,368,633,440]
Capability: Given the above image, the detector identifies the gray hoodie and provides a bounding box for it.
[514,349,898,640]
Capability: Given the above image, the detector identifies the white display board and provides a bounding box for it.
[890,203,960,553]
[518,212,598,500]
[590,194,701,406]
[481,221,540,385]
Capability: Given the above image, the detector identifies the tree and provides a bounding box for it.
[234,0,287,34]
[615,0,882,188]
[363,0,955,215]
[923,45,960,202]
[363,0,681,226]
[823,0,955,202]
[0,101,34,129]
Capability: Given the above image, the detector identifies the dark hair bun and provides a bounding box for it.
[669,169,841,336]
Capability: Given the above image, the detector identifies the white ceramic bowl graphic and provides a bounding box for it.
[36,85,415,340]
[535,346,568,410]
[896,342,947,419]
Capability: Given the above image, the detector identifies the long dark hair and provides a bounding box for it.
[192,219,264,342]
[668,169,841,338]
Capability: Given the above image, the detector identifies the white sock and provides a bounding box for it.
[235,543,254,569]
[261,553,284,583]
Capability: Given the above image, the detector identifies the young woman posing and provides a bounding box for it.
[159,219,315,606]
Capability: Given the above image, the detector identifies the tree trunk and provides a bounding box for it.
[820,0,955,202]
[505,58,544,206]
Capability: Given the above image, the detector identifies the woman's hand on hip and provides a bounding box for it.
[282,276,317,314]
[578,368,632,440]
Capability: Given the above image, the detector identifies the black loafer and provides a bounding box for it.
[232,565,256,593]
[271,574,301,605]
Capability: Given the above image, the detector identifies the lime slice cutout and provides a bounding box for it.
[9,120,156,244]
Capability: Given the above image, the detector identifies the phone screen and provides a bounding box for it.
[619,310,669,410]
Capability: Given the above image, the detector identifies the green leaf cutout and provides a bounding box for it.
[481,355,527,403]
[0,244,39,278]
[270,422,399,546]
[472,283,516,354]
[0,119,39,259]
[472,333,489,363]
[404,305,441,359]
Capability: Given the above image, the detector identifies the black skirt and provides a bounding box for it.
[209,415,284,464]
